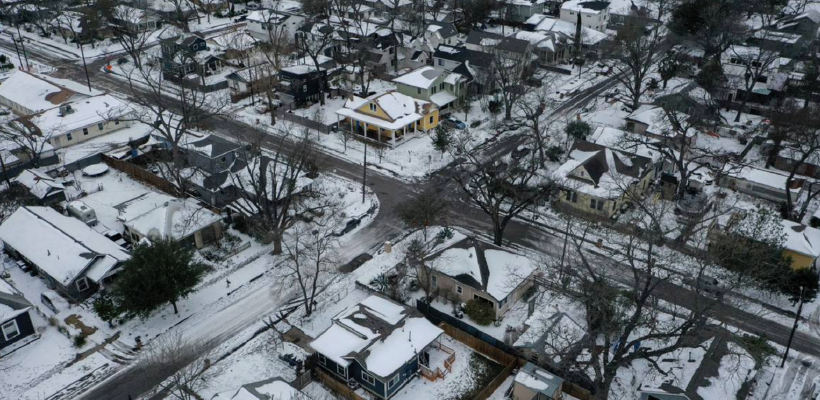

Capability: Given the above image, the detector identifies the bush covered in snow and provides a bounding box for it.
[463,299,494,326]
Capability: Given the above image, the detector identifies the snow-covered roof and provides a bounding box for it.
[0,207,129,286]
[625,105,696,138]
[336,91,433,130]
[511,31,555,51]
[527,14,608,45]
[310,294,442,378]
[553,140,653,199]
[430,92,457,107]
[225,378,312,400]
[781,220,820,258]
[588,126,661,163]
[0,70,84,115]
[14,169,65,200]
[561,0,610,14]
[514,362,563,398]
[392,66,445,88]
[721,164,803,193]
[425,237,536,301]
[124,198,222,241]
[30,95,129,137]
[0,279,30,323]
[652,77,711,105]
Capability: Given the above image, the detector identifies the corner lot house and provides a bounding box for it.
[0,279,36,351]
[423,237,537,319]
[512,362,565,400]
[0,206,130,302]
[310,294,446,399]
[336,91,439,145]
[0,70,88,116]
[553,140,657,219]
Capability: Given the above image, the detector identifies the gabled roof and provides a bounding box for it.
[0,206,129,286]
[14,169,65,200]
[514,362,564,399]
[561,0,611,13]
[125,198,222,241]
[426,21,458,38]
[28,94,128,136]
[781,220,820,258]
[424,237,536,301]
[465,30,530,54]
[553,140,653,199]
[433,45,494,69]
[184,134,240,158]
[310,294,443,379]
[392,66,446,89]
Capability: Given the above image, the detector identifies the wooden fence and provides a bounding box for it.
[438,322,520,367]
[276,109,335,135]
[315,369,366,400]
[101,154,180,197]
[473,361,517,400]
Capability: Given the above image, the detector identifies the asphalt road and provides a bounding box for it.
[5,34,820,399]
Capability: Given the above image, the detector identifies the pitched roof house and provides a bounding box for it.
[0,279,36,351]
[423,237,537,318]
[0,206,130,301]
[310,294,444,399]
[335,91,440,146]
[14,169,66,205]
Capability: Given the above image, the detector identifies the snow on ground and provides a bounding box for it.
[486,374,514,400]
[427,295,530,342]
[59,122,156,165]
[697,342,756,400]
[391,334,502,400]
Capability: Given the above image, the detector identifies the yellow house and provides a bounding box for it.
[780,220,820,270]
[552,140,658,219]
[335,91,439,146]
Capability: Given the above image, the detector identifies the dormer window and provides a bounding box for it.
[369,103,377,112]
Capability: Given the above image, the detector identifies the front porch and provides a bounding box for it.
[419,338,456,381]
[336,116,421,147]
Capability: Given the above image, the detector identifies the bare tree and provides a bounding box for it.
[517,87,556,165]
[0,120,54,169]
[296,24,333,106]
[452,149,553,245]
[136,331,217,400]
[397,185,448,242]
[726,44,780,122]
[109,5,160,67]
[117,54,230,196]
[230,126,332,254]
[490,51,528,121]
[277,212,341,317]
[607,20,664,111]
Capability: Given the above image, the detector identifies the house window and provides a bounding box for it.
[76,277,90,292]
[1,320,19,341]
[302,85,307,92]
[67,133,73,141]
[590,198,605,211]
[429,116,434,124]
[456,285,463,294]
[417,87,422,94]
[362,371,376,385]
[337,364,347,377]
[318,354,326,365]
[499,296,507,308]
[438,59,444,66]
[387,374,400,390]
[432,86,437,94]
[370,103,377,112]
[431,275,437,288]
[115,120,120,125]
[98,123,104,131]
[566,190,578,203]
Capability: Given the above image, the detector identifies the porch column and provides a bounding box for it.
[378,126,382,143]
[364,122,368,139]
[350,118,354,134]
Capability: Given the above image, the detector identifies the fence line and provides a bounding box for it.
[275,110,335,135]
[101,154,180,197]
[437,321,520,367]
[315,369,366,400]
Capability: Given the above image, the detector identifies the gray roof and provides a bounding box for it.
[465,30,530,54]
[186,135,240,159]
[515,362,564,398]
[426,21,458,38]
[639,391,691,400]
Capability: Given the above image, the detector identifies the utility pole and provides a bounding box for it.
[362,137,367,203]
[14,22,29,70]
[559,216,571,284]
[8,33,22,68]
[77,34,92,93]
[781,286,805,368]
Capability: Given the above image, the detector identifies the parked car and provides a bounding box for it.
[442,116,466,130]
[334,218,361,237]
[340,253,373,273]
[695,277,725,299]
[246,1,260,10]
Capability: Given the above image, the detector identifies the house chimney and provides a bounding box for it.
[576,113,581,121]
[384,241,392,253]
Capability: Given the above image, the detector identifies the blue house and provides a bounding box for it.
[310,294,445,399]
[0,280,36,351]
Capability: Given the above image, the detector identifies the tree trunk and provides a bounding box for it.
[765,139,781,168]
[492,222,504,246]
[272,232,283,255]
[172,301,179,314]
[735,88,751,123]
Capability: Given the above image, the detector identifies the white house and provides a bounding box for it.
[246,10,305,44]
[123,198,223,249]
[0,70,88,116]
[27,95,132,149]
[559,0,611,33]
